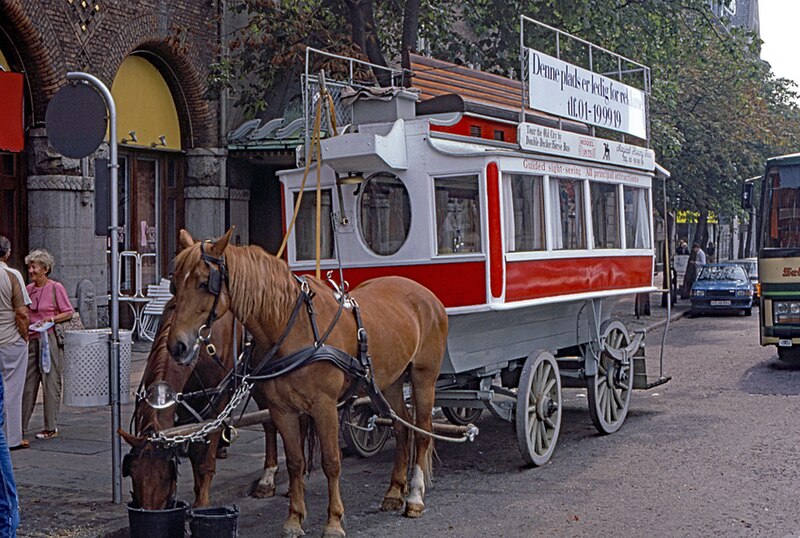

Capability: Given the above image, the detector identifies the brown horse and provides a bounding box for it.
[166,229,448,537]
[120,298,281,509]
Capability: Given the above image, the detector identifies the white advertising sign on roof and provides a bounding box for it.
[518,123,655,171]
[527,48,647,140]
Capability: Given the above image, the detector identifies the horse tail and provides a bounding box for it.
[302,415,317,476]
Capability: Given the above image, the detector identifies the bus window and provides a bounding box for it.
[765,165,800,248]
[506,174,545,252]
[294,189,334,260]
[624,186,651,249]
[551,177,586,250]
[591,182,621,249]
[358,172,411,256]
[434,175,481,255]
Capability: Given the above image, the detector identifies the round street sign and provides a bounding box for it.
[45,82,107,159]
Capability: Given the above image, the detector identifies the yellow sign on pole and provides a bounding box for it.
[676,210,718,224]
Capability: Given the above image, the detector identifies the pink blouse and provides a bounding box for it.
[26,280,74,339]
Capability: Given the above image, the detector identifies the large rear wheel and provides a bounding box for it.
[515,350,561,466]
[587,319,633,434]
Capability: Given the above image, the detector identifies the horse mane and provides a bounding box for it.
[177,242,299,336]
[227,245,298,329]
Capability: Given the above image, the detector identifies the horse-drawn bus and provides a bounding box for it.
[277,19,670,467]
[158,19,672,538]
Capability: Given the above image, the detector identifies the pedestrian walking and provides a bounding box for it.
[21,250,73,441]
[0,236,30,451]
[0,235,24,536]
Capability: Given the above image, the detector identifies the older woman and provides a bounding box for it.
[21,250,73,440]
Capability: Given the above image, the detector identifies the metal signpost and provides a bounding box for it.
[45,72,123,503]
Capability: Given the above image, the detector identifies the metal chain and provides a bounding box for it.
[150,379,254,446]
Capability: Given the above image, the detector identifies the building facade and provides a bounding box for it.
[0,0,249,320]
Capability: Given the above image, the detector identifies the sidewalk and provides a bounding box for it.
[11,289,690,537]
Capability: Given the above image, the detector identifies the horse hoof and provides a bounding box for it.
[380,497,404,512]
[251,485,276,498]
[321,526,346,538]
[282,527,305,538]
[404,502,425,518]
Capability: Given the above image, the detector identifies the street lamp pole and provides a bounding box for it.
[65,72,123,504]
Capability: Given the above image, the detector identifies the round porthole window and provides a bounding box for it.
[358,172,411,256]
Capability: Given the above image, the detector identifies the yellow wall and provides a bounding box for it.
[111,56,181,150]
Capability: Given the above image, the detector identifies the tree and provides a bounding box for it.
[215,0,800,240]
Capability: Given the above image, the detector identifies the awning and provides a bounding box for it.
[0,71,24,152]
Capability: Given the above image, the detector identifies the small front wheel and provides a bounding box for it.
[441,406,483,426]
[341,401,391,458]
[745,307,752,316]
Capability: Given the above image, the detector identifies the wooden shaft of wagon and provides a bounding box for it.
[156,408,273,438]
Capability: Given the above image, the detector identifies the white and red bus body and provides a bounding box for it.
[278,107,656,376]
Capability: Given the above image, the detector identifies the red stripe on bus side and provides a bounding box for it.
[487,162,504,299]
[505,256,653,301]
[295,261,487,308]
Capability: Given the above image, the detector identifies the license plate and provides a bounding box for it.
[710,300,731,306]
[779,339,793,347]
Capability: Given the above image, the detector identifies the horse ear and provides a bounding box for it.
[178,229,195,251]
[118,428,147,449]
[210,227,234,257]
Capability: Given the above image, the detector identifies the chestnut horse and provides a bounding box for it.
[120,299,281,509]
[166,229,448,537]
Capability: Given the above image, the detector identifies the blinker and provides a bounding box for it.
[145,381,179,409]
[207,268,222,296]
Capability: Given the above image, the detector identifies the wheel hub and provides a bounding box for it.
[536,395,558,419]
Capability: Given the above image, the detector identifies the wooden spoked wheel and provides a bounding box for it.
[441,406,483,426]
[341,400,391,458]
[515,350,562,466]
[587,319,633,435]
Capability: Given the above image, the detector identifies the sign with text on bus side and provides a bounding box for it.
[526,48,648,140]
[518,123,655,171]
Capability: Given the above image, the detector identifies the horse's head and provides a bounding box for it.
[167,228,234,365]
[120,430,179,510]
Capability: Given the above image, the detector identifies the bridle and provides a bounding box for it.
[169,241,230,358]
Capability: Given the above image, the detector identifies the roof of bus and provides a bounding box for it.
[766,152,800,167]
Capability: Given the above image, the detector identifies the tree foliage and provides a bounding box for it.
[215,0,800,233]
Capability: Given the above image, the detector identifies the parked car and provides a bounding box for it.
[690,263,754,316]
[731,258,759,304]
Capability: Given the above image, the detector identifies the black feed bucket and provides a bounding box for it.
[187,505,239,537]
[127,500,189,538]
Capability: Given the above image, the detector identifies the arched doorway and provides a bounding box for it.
[111,54,184,293]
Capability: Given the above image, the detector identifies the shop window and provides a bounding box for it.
[591,182,621,249]
[358,173,411,256]
[294,189,334,260]
[550,178,586,250]
[505,174,545,252]
[624,186,651,248]
[435,175,481,254]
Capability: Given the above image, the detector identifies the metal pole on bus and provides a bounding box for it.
[65,72,123,504]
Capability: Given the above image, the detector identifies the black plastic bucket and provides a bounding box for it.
[127,499,189,538]
[186,505,239,538]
